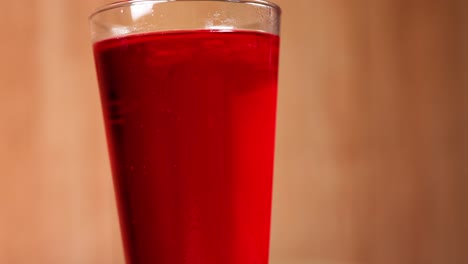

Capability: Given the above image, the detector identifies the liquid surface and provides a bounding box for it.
[93,30,279,264]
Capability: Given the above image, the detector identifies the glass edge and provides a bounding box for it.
[88,0,281,21]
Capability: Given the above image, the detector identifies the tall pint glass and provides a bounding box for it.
[90,1,281,263]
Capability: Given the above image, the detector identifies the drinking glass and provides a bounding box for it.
[89,1,281,263]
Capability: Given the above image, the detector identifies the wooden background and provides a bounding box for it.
[1,0,467,263]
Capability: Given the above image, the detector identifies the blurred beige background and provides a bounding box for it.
[1,0,468,263]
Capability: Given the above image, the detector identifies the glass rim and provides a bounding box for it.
[89,0,281,21]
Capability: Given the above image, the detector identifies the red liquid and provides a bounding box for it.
[93,30,279,264]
